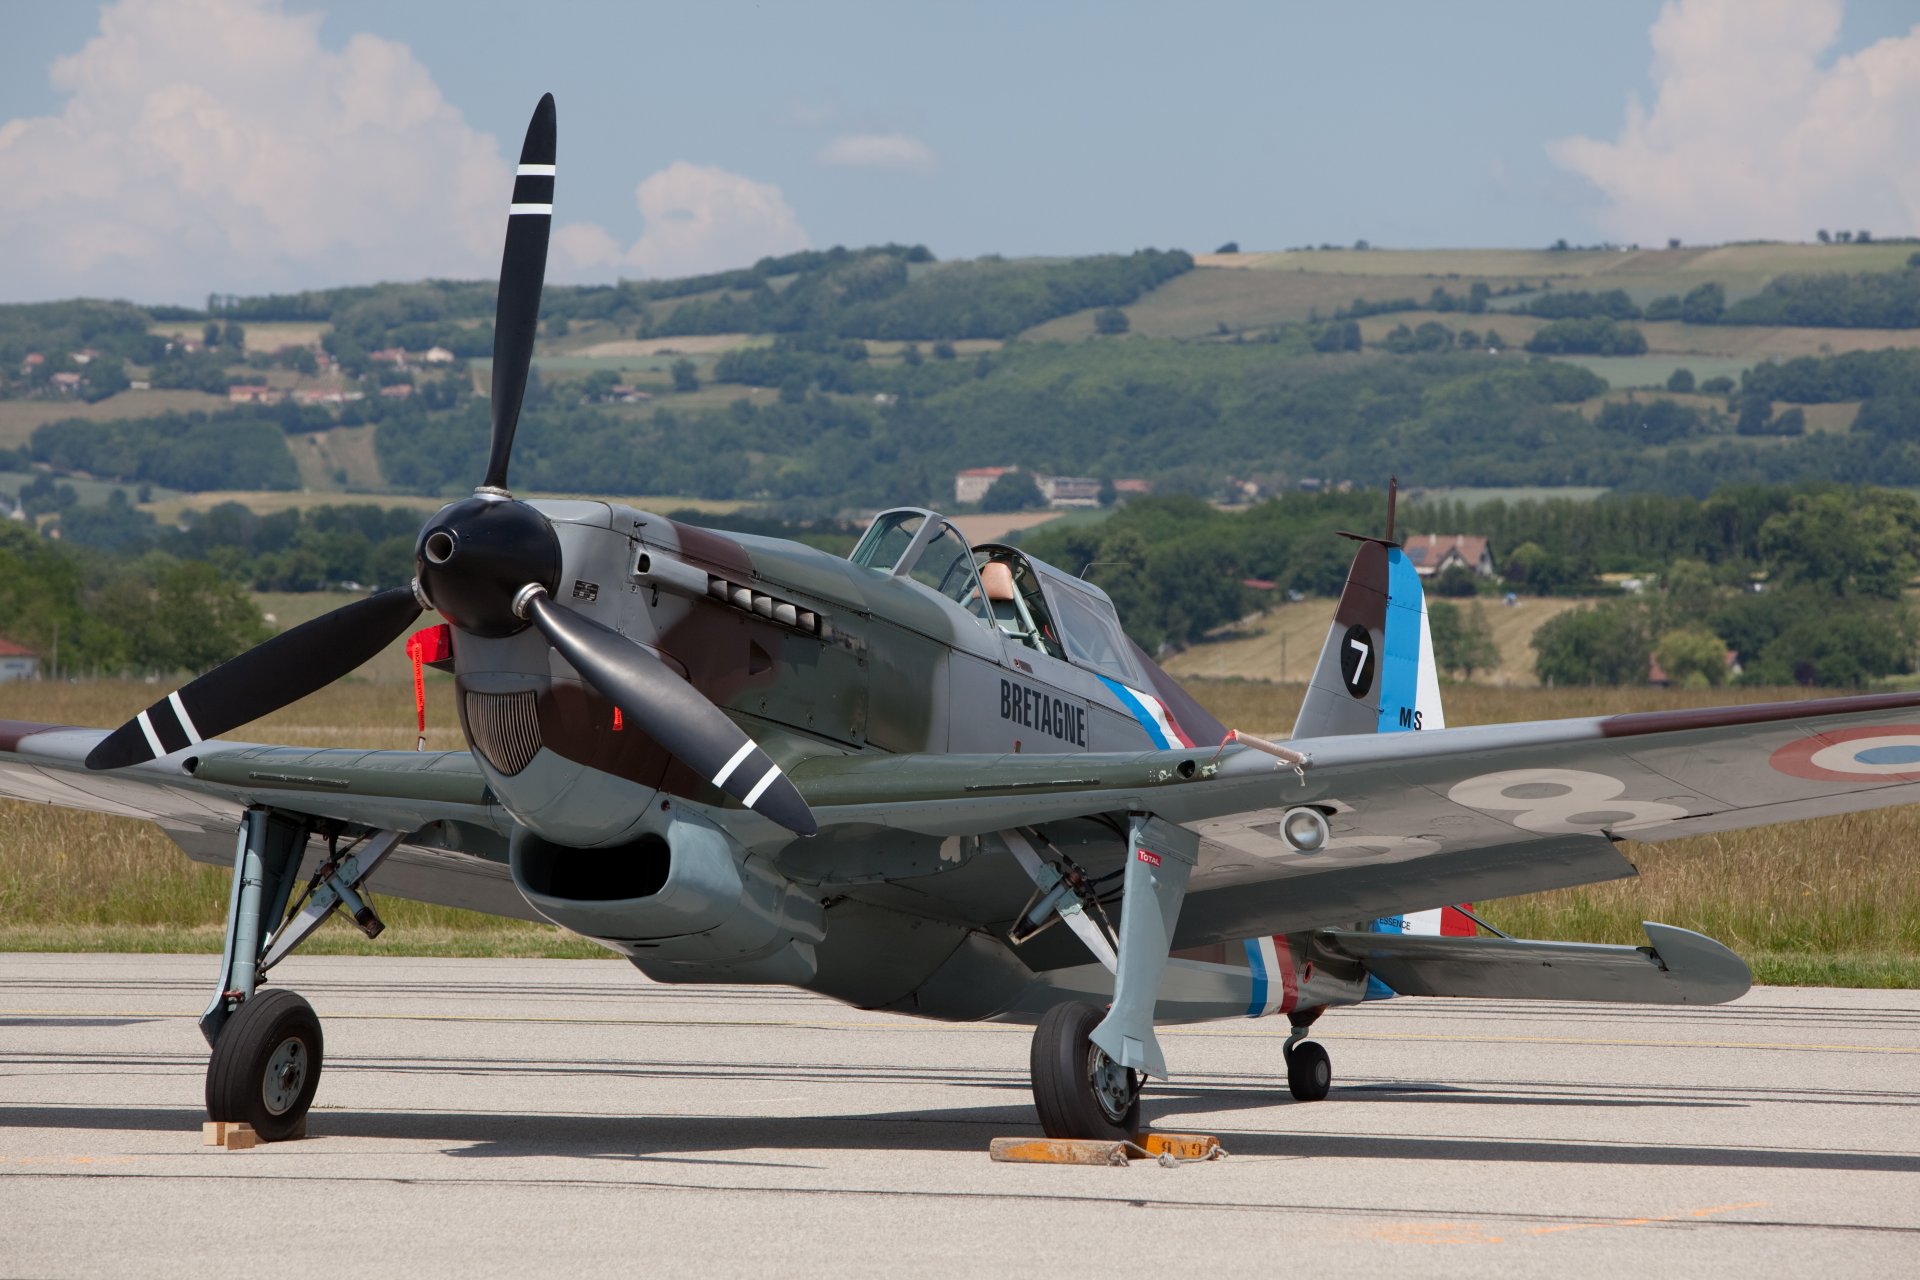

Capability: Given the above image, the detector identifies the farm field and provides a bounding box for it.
[0,389,230,447]
[0,676,1912,984]
[1163,594,1601,687]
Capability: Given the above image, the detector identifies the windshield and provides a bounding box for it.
[849,511,924,571]
[850,509,989,623]
[909,522,987,619]
[1039,576,1140,683]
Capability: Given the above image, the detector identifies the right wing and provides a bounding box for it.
[789,689,1920,950]
[0,720,538,920]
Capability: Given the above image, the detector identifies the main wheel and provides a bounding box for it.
[1285,1039,1331,1102]
[1030,1001,1141,1141]
[205,988,323,1142]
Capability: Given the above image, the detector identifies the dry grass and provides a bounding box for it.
[5,677,1916,981]
[1163,597,1602,687]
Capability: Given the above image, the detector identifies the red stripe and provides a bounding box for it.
[1441,904,1476,936]
[1272,935,1298,1012]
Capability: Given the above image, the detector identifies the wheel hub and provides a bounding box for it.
[263,1036,308,1116]
[1086,1043,1138,1123]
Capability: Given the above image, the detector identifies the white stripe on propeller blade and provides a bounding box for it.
[742,764,781,808]
[508,203,553,215]
[516,163,556,176]
[710,740,756,788]
[167,691,201,745]
[136,710,164,759]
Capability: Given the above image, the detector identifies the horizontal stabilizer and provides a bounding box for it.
[1318,921,1751,1005]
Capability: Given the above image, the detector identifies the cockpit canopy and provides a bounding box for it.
[850,508,1147,686]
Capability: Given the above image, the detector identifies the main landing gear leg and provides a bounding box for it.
[1029,813,1197,1140]
[201,809,401,1141]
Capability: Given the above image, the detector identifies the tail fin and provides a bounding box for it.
[1284,483,1463,997]
[1291,529,1445,739]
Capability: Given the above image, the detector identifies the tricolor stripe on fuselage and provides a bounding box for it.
[1242,934,1299,1017]
[1096,675,1195,749]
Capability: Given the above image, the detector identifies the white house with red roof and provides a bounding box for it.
[0,637,40,682]
[1402,533,1495,578]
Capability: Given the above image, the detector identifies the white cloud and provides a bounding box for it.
[552,161,809,280]
[0,0,511,304]
[817,132,936,175]
[1550,0,1920,243]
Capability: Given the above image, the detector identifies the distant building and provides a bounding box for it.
[1037,475,1101,508]
[0,638,40,683]
[368,347,408,367]
[1112,479,1152,497]
[49,372,84,394]
[955,466,1016,505]
[421,347,456,364]
[1402,533,1495,578]
[228,385,276,403]
[379,384,415,399]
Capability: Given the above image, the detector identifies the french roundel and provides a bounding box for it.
[1769,724,1920,783]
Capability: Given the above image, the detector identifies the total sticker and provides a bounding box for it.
[1770,724,1920,783]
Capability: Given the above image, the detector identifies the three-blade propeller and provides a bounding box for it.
[85,94,816,837]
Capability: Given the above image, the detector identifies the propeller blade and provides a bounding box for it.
[85,588,423,770]
[480,92,557,494]
[523,591,817,836]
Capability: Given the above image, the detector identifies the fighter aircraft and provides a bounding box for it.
[7,95,1920,1144]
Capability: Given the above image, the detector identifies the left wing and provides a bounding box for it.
[0,720,537,920]
[789,689,1920,947]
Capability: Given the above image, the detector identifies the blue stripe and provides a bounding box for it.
[1243,937,1267,1017]
[1096,674,1171,748]
[1376,547,1424,734]
[1365,912,1403,999]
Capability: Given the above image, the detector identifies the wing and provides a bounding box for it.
[0,720,537,920]
[788,689,1920,950]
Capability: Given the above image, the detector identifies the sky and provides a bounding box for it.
[3,0,1920,305]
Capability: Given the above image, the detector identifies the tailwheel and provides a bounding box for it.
[1030,1001,1141,1140]
[205,988,323,1142]
[1285,1039,1331,1102]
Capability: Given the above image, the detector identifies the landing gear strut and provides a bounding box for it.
[1027,813,1197,1139]
[202,808,401,1141]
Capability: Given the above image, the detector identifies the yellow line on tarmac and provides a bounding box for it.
[7,1008,1918,1053]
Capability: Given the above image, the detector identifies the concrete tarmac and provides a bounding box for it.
[2,952,1916,1277]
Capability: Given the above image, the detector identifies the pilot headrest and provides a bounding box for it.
[980,560,1017,602]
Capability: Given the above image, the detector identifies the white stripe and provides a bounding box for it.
[508,203,552,215]
[167,691,201,745]
[136,710,164,759]
[741,764,781,808]
[1258,936,1283,1014]
[710,740,756,788]
[1403,907,1444,936]
[516,163,556,176]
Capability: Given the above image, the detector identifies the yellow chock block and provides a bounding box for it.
[989,1137,1130,1166]
[989,1131,1224,1166]
[200,1121,258,1150]
[1137,1132,1222,1161]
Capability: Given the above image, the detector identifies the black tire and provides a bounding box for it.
[205,988,323,1142]
[1286,1039,1331,1102]
[1029,1001,1141,1141]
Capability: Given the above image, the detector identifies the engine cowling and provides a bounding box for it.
[509,806,824,983]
